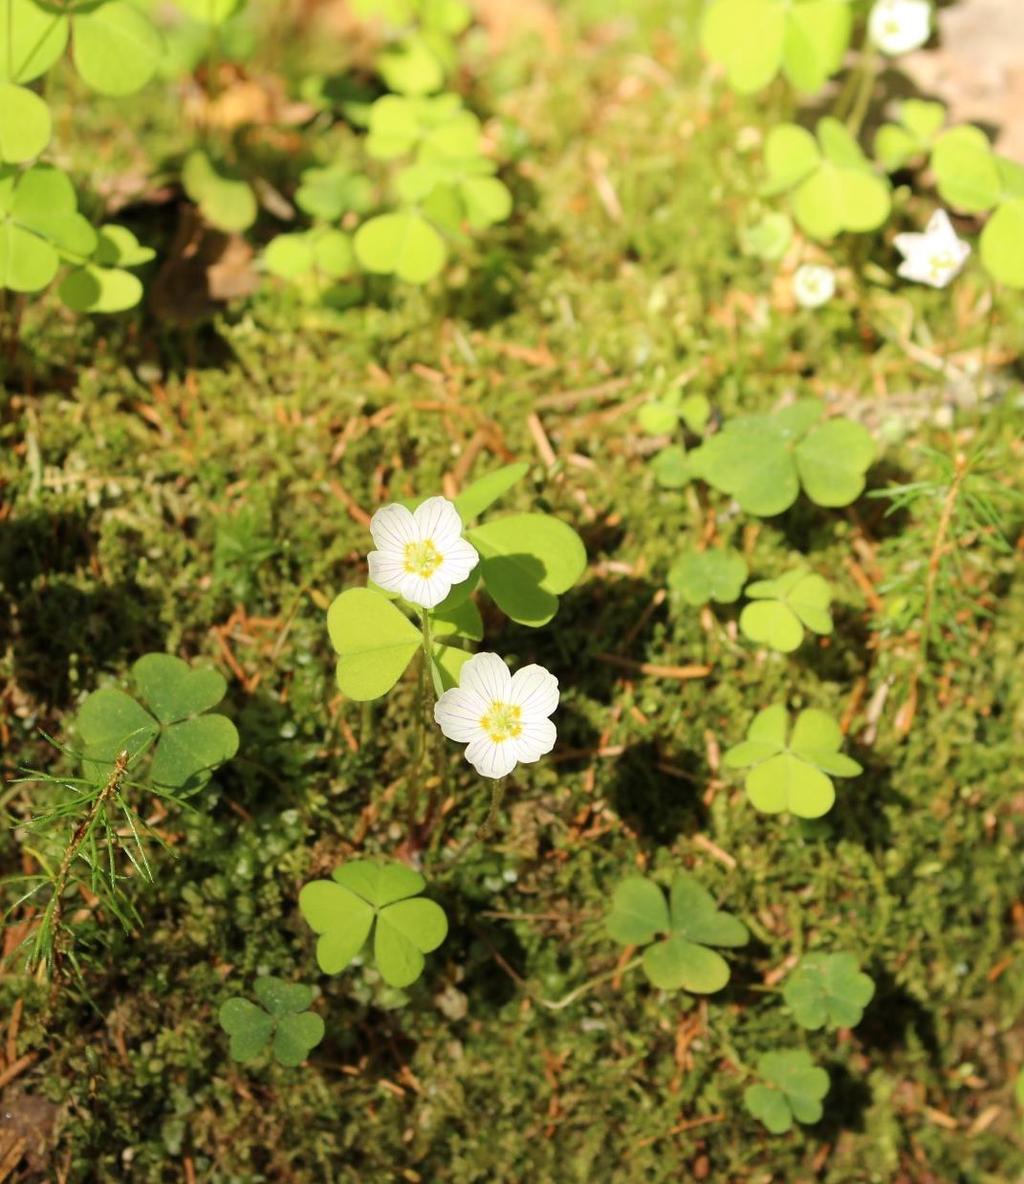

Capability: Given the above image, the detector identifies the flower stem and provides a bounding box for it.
[845,49,879,139]
[532,956,643,1011]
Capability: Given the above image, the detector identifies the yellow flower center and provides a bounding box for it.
[403,539,443,578]
[928,251,956,281]
[479,700,523,743]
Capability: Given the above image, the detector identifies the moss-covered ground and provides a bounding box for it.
[2,1,1023,1180]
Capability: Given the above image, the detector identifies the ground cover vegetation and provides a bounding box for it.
[1,0,1023,1179]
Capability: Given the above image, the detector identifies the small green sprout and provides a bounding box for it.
[294,164,374,222]
[263,228,356,298]
[688,399,874,516]
[783,953,875,1030]
[638,391,711,436]
[762,119,892,241]
[743,1050,829,1133]
[218,978,325,1067]
[700,0,851,95]
[75,653,239,791]
[723,704,862,819]
[299,861,448,989]
[874,99,946,172]
[739,567,832,653]
[668,548,748,608]
[607,874,748,993]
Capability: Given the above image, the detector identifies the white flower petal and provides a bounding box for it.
[367,552,406,593]
[369,503,417,555]
[459,652,513,703]
[435,536,479,587]
[792,264,835,310]
[925,208,955,244]
[509,664,559,721]
[413,496,465,547]
[513,718,557,764]
[434,688,489,742]
[398,571,450,609]
[465,735,519,779]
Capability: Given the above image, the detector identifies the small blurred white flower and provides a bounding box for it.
[894,209,971,288]
[367,496,478,609]
[793,264,836,309]
[869,0,931,56]
[434,652,558,779]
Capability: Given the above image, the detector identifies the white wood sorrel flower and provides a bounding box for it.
[434,652,559,779]
[367,496,478,609]
[869,0,931,56]
[793,264,836,309]
[894,209,971,288]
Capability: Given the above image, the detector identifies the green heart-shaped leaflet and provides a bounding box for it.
[743,1049,829,1133]
[783,952,875,1031]
[466,513,587,627]
[182,150,257,233]
[453,462,529,523]
[722,704,861,819]
[0,83,51,163]
[354,211,447,284]
[299,861,448,989]
[327,587,421,701]
[607,874,748,994]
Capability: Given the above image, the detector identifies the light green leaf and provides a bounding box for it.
[782,1,850,93]
[980,199,1024,289]
[763,123,820,196]
[607,877,670,945]
[460,175,512,228]
[741,211,793,261]
[72,2,162,96]
[430,598,482,641]
[744,1083,793,1134]
[932,127,1001,213]
[669,875,749,947]
[148,715,238,788]
[0,0,68,84]
[327,587,421,700]
[651,444,691,489]
[745,1050,829,1132]
[75,688,159,767]
[272,1012,324,1066]
[690,419,798,516]
[430,641,472,692]
[218,998,273,1062]
[747,751,835,816]
[739,600,804,653]
[453,462,529,521]
[300,880,376,974]
[0,83,51,163]
[667,548,748,607]
[333,860,425,907]
[794,418,875,506]
[264,233,316,280]
[295,164,373,221]
[468,513,586,627]
[58,265,143,313]
[131,653,227,724]
[253,977,315,1017]
[642,936,730,993]
[354,212,447,284]
[94,224,155,267]
[783,952,875,1030]
[378,34,445,96]
[701,0,786,95]
[182,150,257,233]
[176,0,242,25]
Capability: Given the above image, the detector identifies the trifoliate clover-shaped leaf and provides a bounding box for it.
[365,94,480,161]
[378,34,447,96]
[874,99,946,172]
[639,391,711,437]
[264,228,356,293]
[295,164,374,221]
[743,1049,829,1133]
[74,653,239,790]
[723,704,861,818]
[783,953,875,1031]
[740,567,832,653]
[182,150,257,233]
[466,513,587,628]
[218,978,324,1067]
[689,400,874,515]
[607,874,748,993]
[299,861,448,988]
[701,0,851,95]
[668,548,748,607]
[763,118,891,240]
[0,165,96,294]
[931,127,1001,214]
